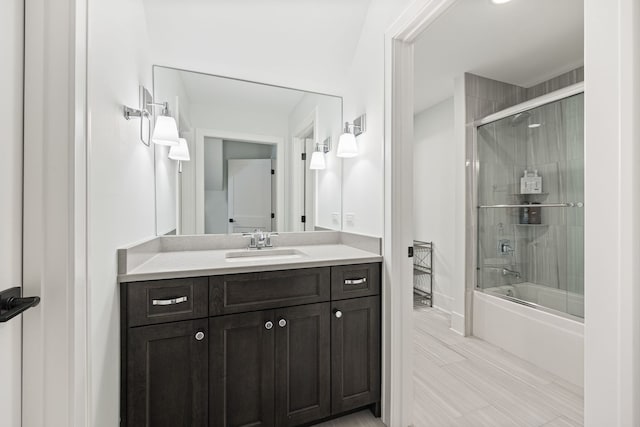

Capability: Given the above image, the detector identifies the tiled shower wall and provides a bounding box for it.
[469,68,584,306]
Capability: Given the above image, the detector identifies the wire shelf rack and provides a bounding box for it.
[413,240,433,306]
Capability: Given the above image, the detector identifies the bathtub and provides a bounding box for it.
[473,286,584,387]
[484,282,584,318]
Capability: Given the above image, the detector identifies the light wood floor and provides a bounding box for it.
[319,303,584,427]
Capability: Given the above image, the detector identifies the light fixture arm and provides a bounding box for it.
[315,136,332,153]
[123,86,174,146]
[343,114,366,137]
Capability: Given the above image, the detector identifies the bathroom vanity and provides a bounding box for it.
[118,232,382,427]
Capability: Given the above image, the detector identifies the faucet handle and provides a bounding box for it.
[266,232,278,247]
[242,232,257,248]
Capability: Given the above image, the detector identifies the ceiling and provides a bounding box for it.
[413,0,584,113]
[143,0,372,94]
[177,69,309,116]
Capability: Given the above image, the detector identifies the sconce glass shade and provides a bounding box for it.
[152,115,180,146]
[336,132,358,158]
[309,151,326,170]
[168,138,190,161]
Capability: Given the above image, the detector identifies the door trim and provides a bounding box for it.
[382,1,460,426]
[22,0,89,425]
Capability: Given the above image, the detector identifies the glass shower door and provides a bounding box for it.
[476,92,584,319]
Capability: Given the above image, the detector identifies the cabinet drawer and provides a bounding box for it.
[126,277,208,327]
[209,267,330,316]
[331,263,380,300]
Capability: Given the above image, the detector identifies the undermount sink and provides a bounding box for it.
[224,248,307,263]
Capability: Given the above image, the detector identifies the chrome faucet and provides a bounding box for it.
[502,267,521,279]
[243,229,278,249]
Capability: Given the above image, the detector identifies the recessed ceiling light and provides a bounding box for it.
[528,123,541,128]
[491,0,513,4]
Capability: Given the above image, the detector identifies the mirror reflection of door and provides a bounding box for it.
[228,159,272,233]
[204,139,276,234]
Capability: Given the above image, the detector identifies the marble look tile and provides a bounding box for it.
[542,415,583,427]
[313,410,384,427]
[413,307,584,427]
[448,405,521,427]
[526,67,584,100]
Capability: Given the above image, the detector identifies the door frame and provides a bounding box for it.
[383,0,640,426]
[291,108,319,232]
[22,0,89,425]
[194,128,284,234]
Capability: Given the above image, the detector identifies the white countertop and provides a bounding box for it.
[118,243,382,283]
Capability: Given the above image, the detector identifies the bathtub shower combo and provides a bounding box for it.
[472,84,584,386]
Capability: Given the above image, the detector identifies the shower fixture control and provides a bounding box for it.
[499,239,514,255]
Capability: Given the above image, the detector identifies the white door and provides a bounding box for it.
[228,159,272,233]
[0,0,24,425]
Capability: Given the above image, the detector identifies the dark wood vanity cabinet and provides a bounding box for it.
[126,319,209,427]
[331,296,380,414]
[210,310,275,427]
[121,262,381,427]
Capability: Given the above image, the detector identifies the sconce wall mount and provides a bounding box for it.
[123,85,179,146]
[337,113,366,158]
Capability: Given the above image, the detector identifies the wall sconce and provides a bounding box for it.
[168,138,190,161]
[123,85,179,146]
[310,137,331,170]
[337,114,366,158]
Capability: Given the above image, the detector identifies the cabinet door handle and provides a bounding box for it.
[152,296,188,306]
[344,278,367,285]
[265,321,274,330]
[334,310,343,319]
[278,318,287,328]
[195,331,205,341]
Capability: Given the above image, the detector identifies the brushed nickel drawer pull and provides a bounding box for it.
[344,278,367,285]
[152,296,188,306]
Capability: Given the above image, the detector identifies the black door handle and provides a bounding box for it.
[0,287,41,323]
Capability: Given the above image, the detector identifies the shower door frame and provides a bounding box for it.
[471,82,585,319]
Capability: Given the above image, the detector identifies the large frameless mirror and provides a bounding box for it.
[153,66,343,235]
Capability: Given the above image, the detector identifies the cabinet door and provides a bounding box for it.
[210,311,275,427]
[275,303,331,426]
[331,296,381,414]
[127,319,208,427]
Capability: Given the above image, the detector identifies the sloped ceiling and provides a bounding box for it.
[143,0,372,94]
[414,0,584,113]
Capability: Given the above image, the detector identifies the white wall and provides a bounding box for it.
[413,98,455,312]
[87,0,154,425]
[342,0,414,236]
[0,0,23,425]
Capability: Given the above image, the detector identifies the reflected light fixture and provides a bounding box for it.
[310,137,331,170]
[168,138,190,161]
[491,0,513,4]
[337,114,366,158]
